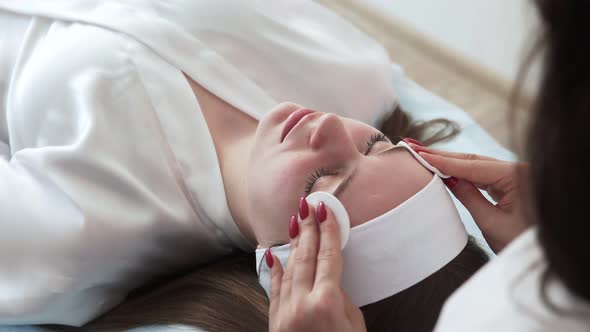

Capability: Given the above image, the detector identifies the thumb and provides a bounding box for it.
[448,179,499,232]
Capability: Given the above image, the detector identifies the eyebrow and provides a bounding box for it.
[333,146,401,198]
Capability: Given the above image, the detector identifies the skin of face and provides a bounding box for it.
[245,103,433,247]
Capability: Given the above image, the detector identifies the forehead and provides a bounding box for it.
[338,150,434,227]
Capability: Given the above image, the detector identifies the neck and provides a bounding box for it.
[186,75,258,246]
[218,136,257,245]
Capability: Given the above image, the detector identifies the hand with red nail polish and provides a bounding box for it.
[267,200,366,332]
[417,148,530,253]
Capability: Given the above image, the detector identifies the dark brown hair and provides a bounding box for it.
[378,105,460,146]
[62,108,481,332]
[78,239,486,332]
[522,0,590,303]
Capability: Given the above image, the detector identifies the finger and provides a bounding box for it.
[449,179,501,231]
[268,253,284,321]
[280,215,300,305]
[343,293,365,328]
[453,180,521,253]
[314,202,344,288]
[419,152,512,185]
[293,197,320,294]
[408,144,499,162]
[484,184,506,203]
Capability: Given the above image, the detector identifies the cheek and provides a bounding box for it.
[245,157,312,244]
[247,155,313,216]
[254,160,300,194]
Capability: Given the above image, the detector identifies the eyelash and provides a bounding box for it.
[304,168,335,195]
[303,133,391,195]
[365,133,390,155]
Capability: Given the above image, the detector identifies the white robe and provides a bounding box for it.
[0,0,396,325]
[435,227,590,331]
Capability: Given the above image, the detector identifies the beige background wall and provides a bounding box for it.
[318,0,537,149]
[360,0,541,93]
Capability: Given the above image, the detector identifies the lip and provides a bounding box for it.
[280,108,315,143]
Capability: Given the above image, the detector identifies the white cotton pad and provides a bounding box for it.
[304,191,350,249]
[395,141,451,179]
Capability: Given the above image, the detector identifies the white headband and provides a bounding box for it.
[256,142,468,307]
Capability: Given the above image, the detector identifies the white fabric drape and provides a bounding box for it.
[0,0,396,325]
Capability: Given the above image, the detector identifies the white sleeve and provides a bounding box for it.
[0,24,204,326]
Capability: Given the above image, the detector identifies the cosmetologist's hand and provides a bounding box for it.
[266,198,366,332]
[408,142,530,253]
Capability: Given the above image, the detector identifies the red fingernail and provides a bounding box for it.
[443,177,458,189]
[265,248,274,268]
[403,138,424,146]
[299,197,309,219]
[289,215,299,239]
[317,202,327,223]
[412,146,429,154]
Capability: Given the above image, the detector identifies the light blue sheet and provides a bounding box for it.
[391,65,515,256]
[1,65,515,332]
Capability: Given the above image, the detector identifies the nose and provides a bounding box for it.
[309,113,357,155]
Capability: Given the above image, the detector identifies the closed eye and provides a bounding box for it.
[364,133,390,155]
[304,168,336,195]
[303,132,391,195]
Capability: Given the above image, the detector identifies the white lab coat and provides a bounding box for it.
[0,0,396,326]
[435,227,590,331]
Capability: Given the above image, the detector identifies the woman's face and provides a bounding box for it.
[246,103,432,246]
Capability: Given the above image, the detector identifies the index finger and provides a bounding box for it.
[292,199,320,294]
[419,152,515,185]
[408,144,499,162]
[314,202,343,288]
